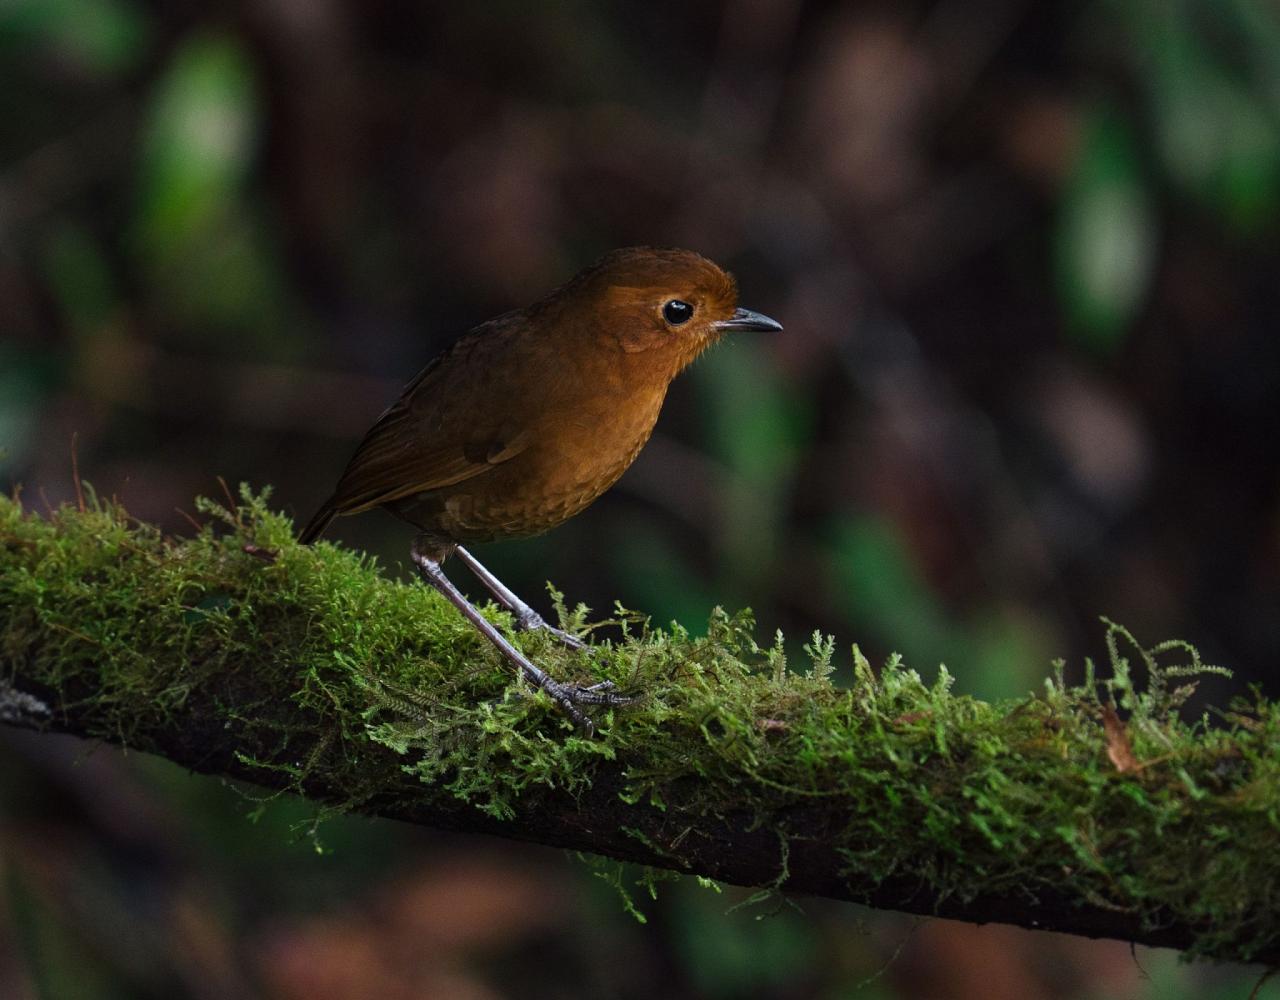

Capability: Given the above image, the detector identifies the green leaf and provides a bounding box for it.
[135,32,258,248]
[0,347,45,472]
[0,0,151,76]
[1055,111,1156,355]
[130,32,301,353]
[1115,0,1280,235]
[41,222,116,334]
[825,514,952,664]
[693,340,811,588]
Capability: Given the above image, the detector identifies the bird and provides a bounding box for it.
[299,246,783,733]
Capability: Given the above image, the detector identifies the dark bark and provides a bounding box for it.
[1,672,1247,964]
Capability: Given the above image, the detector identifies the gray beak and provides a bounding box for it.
[714,307,783,333]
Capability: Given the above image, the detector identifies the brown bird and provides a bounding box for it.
[299,247,782,732]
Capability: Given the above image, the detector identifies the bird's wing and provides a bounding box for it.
[327,424,530,514]
[326,316,534,515]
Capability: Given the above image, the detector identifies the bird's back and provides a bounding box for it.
[301,308,669,545]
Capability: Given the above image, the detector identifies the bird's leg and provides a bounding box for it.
[410,540,632,734]
[453,545,589,651]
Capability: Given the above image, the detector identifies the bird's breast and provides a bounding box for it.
[428,380,667,542]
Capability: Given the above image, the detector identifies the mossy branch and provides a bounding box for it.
[2,486,1278,964]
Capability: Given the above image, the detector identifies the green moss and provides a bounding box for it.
[2,485,1279,963]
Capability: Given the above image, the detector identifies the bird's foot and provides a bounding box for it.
[413,545,634,736]
[536,676,641,736]
[562,678,640,705]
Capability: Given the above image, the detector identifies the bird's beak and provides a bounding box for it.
[714,307,783,334]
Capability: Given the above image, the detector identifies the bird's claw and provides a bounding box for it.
[562,680,639,706]
[538,677,641,736]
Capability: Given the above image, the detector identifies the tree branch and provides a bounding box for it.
[2,487,1277,964]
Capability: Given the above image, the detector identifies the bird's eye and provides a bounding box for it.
[662,300,694,326]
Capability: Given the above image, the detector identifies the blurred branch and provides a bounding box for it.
[2,490,1278,966]
[76,333,400,437]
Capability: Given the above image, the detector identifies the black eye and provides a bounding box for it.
[662,299,694,325]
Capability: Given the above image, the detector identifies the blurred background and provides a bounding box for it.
[2,0,1279,996]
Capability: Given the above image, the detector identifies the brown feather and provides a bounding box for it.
[300,247,765,546]
[322,312,537,517]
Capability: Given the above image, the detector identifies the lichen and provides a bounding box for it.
[2,485,1279,963]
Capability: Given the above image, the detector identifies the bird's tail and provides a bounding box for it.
[298,500,337,544]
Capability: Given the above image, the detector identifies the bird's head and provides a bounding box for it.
[537,247,782,378]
